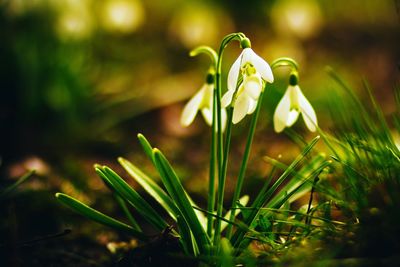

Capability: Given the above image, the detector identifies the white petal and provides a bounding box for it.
[221,108,227,132]
[180,86,205,127]
[273,88,291,133]
[201,108,213,126]
[247,98,257,114]
[286,110,300,126]
[296,86,317,132]
[227,50,243,91]
[248,49,274,83]
[221,89,235,108]
[232,94,251,124]
[243,73,262,100]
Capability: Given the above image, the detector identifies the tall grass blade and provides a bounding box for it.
[118,157,180,220]
[96,166,168,231]
[55,193,148,241]
[153,148,210,253]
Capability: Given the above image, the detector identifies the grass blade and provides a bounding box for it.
[1,170,35,198]
[221,195,249,232]
[153,148,210,253]
[96,166,168,231]
[135,135,208,230]
[118,157,180,220]
[55,193,148,241]
[137,133,156,163]
[230,136,320,248]
[114,194,141,230]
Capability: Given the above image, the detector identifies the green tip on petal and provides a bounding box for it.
[240,37,251,49]
[206,73,214,84]
[289,72,299,86]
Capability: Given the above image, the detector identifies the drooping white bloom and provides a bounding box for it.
[221,48,274,124]
[273,85,317,133]
[181,82,227,130]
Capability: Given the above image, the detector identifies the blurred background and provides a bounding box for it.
[0,0,399,265]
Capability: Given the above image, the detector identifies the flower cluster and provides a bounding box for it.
[181,36,317,133]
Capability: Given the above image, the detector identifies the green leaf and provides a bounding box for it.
[153,148,210,253]
[135,135,208,229]
[137,133,155,163]
[230,136,320,248]
[114,194,141,230]
[220,238,234,267]
[264,154,329,206]
[221,195,249,232]
[176,215,197,256]
[95,166,168,231]
[55,193,148,241]
[118,157,180,220]
[1,170,35,198]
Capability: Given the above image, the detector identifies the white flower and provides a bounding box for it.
[273,85,317,133]
[221,48,274,124]
[181,82,227,130]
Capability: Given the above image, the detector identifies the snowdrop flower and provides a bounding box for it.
[221,39,274,124]
[181,74,227,130]
[273,73,317,132]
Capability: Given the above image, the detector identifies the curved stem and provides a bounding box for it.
[190,46,219,239]
[215,33,245,176]
[213,32,245,247]
[270,57,299,70]
[189,46,218,67]
[225,85,267,239]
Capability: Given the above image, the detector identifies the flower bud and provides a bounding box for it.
[240,37,251,49]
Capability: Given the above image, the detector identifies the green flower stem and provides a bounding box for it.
[213,106,234,247]
[207,89,217,237]
[189,45,219,238]
[213,32,246,247]
[225,87,267,239]
[215,33,246,175]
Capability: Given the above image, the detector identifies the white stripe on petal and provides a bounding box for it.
[287,110,300,127]
[298,88,317,132]
[180,86,205,127]
[273,88,291,133]
[232,94,251,124]
[250,49,274,83]
[227,50,243,91]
